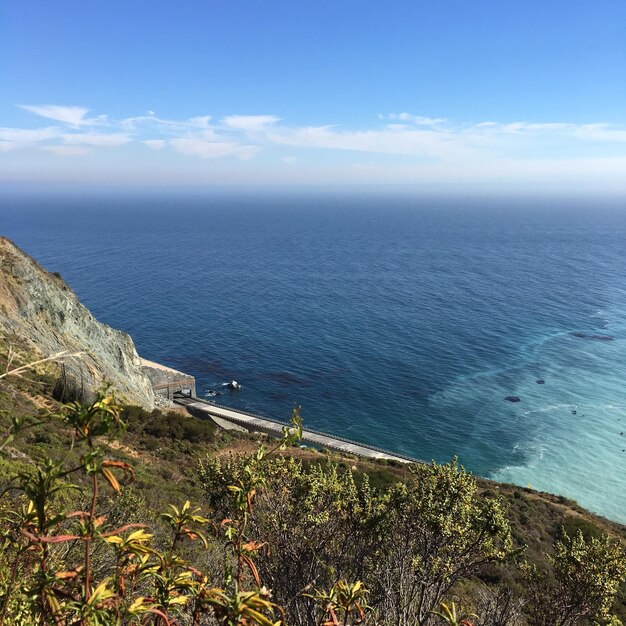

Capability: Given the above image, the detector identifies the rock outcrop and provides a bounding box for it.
[0,237,155,408]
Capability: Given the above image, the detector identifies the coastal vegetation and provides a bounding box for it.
[0,346,625,625]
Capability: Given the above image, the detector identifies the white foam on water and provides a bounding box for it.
[432,305,626,523]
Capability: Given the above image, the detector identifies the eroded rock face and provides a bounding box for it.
[0,237,154,408]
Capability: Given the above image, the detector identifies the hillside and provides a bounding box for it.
[0,237,625,625]
[0,236,154,408]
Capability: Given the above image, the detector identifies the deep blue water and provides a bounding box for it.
[2,192,626,521]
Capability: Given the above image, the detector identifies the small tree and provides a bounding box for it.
[200,454,385,626]
[0,375,288,625]
[525,529,626,626]
[375,459,514,626]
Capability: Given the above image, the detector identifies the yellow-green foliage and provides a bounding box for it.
[0,391,302,625]
[525,529,626,626]
[0,367,624,626]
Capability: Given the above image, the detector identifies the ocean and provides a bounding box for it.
[2,191,626,522]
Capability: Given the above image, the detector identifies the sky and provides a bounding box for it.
[1,0,626,192]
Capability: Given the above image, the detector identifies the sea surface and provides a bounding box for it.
[2,191,626,522]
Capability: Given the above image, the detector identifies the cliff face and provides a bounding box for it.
[0,237,155,408]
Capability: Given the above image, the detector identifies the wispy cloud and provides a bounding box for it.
[0,126,62,151]
[260,124,474,159]
[62,132,132,146]
[573,124,626,142]
[4,103,626,188]
[143,139,166,150]
[19,104,105,127]
[120,114,214,134]
[222,115,281,131]
[0,126,60,142]
[385,112,447,126]
[472,121,572,135]
[188,116,213,128]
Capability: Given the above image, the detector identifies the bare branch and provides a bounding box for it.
[0,350,85,380]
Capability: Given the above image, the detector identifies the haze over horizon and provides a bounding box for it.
[2,1,626,193]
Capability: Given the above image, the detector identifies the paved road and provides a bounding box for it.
[175,396,417,464]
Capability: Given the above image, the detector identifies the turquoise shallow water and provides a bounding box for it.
[432,307,626,521]
[2,192,626,521]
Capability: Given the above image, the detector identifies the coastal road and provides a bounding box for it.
[174,396,417,464]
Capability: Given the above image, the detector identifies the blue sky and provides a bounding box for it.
[2,0,626,191]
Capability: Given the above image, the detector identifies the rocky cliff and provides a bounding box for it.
[0,237,155,408]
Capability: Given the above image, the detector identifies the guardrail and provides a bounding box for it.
[153,379,195,391]
[175,395,420,464]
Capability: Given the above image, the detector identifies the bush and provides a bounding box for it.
[123,405,216,443]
